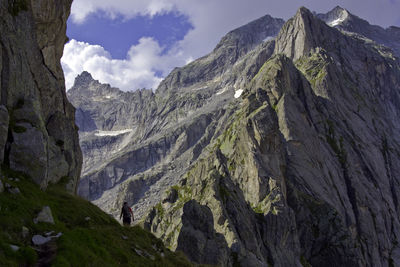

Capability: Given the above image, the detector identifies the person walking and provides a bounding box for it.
[120,202,134,226]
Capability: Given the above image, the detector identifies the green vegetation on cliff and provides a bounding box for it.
[295,50,329,87]
[0,167,191,266]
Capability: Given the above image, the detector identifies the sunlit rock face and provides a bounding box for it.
[69,14,284,212]
[0,0,82,193]
[72,6,400,266]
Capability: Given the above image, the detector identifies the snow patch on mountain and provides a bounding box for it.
[234,89,244,98]
[95,129,132,137]
[328,16,347,26]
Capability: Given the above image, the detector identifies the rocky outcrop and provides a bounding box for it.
[0,0,82,192]
[144,7,400,267]
[34,206,55,224]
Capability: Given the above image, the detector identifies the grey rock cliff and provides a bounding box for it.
[177,200,230,265]
[144,7,400,266]
[70,14,284,218]
[0,0,82,192]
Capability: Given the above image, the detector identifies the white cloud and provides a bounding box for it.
[64,0,400,91]
[62,38,175,91]
[71,0,176,24]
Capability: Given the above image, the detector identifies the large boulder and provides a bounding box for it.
[34,206,55,224]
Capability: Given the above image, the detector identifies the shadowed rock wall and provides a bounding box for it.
[0,0,82,192]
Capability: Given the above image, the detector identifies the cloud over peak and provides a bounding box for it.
[62,38,169,91]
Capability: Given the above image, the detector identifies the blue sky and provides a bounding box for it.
[62,0,400,91]
[67,12,192,59]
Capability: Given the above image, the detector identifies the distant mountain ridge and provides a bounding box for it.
[69,6,400,266]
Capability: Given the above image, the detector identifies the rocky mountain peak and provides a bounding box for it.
[72,71,95,89]
[319,6,368,31]
[214,14,284,55]
[319,6,350,27]
[68,71,121,102]
[275,7,335,60]
[156,14,284,94]
[318,6,400,57]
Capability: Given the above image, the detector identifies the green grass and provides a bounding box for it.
[0,166,192,266]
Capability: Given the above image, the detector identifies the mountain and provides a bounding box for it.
[70,6,400,267]
[68,14,285,221]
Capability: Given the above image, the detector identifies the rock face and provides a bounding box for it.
[176,200,230,265]
[143,7,400,267]
[0,0,81,192]
[73,6,400,267]
[69,14,284,219]
[157,14,284,95]
[67,72,157,177]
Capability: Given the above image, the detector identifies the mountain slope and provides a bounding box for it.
[68,14,285,220]
[144,7,400,266]
[0,167,191,266]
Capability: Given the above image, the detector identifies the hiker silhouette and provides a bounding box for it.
[120,202,134,226]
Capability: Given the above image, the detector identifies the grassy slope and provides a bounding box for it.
[0,167,192,266]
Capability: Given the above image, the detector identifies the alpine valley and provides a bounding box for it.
[68,6,400,267]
